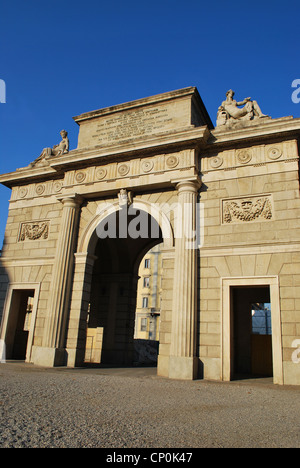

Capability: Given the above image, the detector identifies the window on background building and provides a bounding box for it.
[142,297,148,308]
[143,277,150,288]
[141,318,147,332]
[144,259,150,269]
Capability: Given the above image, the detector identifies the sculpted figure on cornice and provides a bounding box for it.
[217,90,269,128]
[29,130,69,167]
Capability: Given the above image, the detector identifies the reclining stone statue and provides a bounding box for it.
[216,90,268,128]
[30,130,69,167]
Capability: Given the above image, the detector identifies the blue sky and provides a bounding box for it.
[0,0,299,246]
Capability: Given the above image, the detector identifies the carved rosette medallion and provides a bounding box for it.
[236,150,252,165]
[75,171,86,183]
[210,156,223,168]
[223,196,273,224]
[267,147,282,160]
[166,155,179,169]
[141,160,154,173]
[36,184,45,196]
[53,181,63,193]
[19,187,28,199]
[19,221,50,242]
[118,164,130,176]
[96,167,107,180]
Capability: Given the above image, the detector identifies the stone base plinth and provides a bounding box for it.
[31,346,66,367]
[169,356,198,380]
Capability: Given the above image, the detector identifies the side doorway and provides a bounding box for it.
[0,283,40,362]
[222,277,283,385]
[232,286,272,378]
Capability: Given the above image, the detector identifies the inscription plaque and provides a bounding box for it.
[89,107,174,145]
[75,91,196,149]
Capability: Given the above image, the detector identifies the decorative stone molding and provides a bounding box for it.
[19,187,28,198]
[210,156,223,168]
[201,140,299,174]
[75,171,86,183]
[141,160,154,173]
[12,148,195,201]
[166,155,179,169]
[223,196,273,224]
[53,181,63,193]
[36,184,46,196]
[236,149,252,165]
[19,221,50,241]
[118,164,130,176]
[95,167,107,180]
[267,146,282,160]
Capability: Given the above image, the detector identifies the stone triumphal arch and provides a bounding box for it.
[0,87,300,385]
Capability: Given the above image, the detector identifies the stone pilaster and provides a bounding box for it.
[169,179,200,379]
[31,194,83,367]
[66,252,97,368]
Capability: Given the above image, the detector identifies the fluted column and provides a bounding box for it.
[169,179,200,379]
[32,194,83,367]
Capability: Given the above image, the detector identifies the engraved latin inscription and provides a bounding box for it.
[91,107,174,144]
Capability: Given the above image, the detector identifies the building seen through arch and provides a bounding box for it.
[134,245,162,343]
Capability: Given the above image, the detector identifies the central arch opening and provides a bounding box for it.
[83,206,164,367]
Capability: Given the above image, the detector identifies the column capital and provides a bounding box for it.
[56,193,84,208]
[172,178,201,193]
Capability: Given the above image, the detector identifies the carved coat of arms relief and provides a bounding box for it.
[223,197,273,224]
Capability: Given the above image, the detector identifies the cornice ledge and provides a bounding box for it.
[49,126,210,171]
[208,116,300,147]
[0,165,57,188]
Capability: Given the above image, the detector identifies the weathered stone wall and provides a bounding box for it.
[0,193,63,348]
[199,138,300,385]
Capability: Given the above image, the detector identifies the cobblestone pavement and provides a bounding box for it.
[0,362,299,448]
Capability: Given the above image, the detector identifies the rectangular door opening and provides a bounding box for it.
[5,290,35,361]
[232,286,273,379]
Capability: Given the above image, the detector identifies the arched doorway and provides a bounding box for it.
[81,202,167,367]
